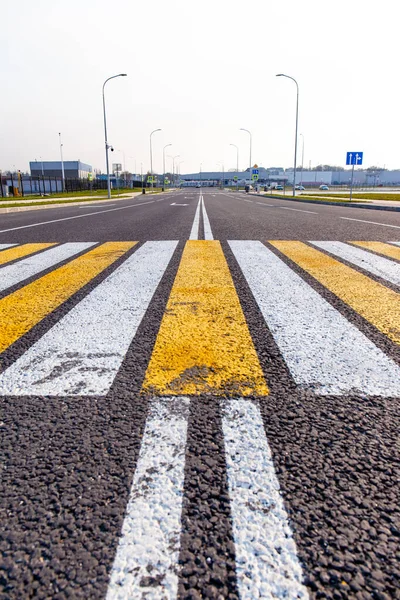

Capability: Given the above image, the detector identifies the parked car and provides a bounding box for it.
[275,185,284,190]
[295,185,305,190]
[319,185,329,190]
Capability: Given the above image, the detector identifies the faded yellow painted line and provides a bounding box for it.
[0,243,55,266]
[271,241,400,345]
[351,241,400,261]
[0,242,136,353]
[142,240,268,396]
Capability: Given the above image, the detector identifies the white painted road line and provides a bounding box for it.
[243,199,253,203]
[0,241,178,396]
[0,242,95,294]
[189,196,202,240]
[311,241,400,287]
[201,196,214,240]
[106,397,189,600]
[279,207,318,214]
[339,217,400,229]
[390,241,400,246]
[0,201,155,234]
[222,399,309,600]
[229,240,400,396]
[256,202,274,206]
[79,204,116,208]
[0,244,16,250]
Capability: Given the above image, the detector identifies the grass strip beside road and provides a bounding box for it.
[0,195,132,210]
[303,192,400,201]
[263,194,365,203]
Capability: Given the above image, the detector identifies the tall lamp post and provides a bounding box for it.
[150,128,162,192]
[240,128,252,170]
[300,133,304,186]
[177,160,184,186]
[230,143,239,191]
[59,133,65,192]
[217,161,224,189]
[169,154,180,186]
[102,73,127,199]
[276,73,299,197]
[163,143,172,190]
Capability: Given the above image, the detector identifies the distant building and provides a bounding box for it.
[30,160,92,179]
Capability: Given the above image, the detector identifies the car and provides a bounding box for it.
[275,185,284,190]
[319,185,329,190]
[295,185,305,190]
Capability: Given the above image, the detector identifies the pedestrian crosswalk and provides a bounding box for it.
[0,239,399,397]
[1,239,399,599]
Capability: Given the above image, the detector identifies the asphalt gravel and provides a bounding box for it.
[0,189,399,599]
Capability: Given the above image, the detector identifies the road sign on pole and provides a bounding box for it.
[233,176,238,181]
[346,152,363,201]
[346,152,363,166]
[252,168,259,175]
[252,174,259,181]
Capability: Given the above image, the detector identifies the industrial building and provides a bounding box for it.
[29,160,93,179]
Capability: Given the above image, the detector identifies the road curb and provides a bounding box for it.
[0,192,144,214]
[246,193,400,212]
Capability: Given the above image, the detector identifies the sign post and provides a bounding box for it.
[346,152,363,201]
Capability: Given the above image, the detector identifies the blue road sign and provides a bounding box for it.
[346,152,363,166]
[252,169,259,175]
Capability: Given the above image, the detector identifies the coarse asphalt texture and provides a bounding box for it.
[0,189,399,599]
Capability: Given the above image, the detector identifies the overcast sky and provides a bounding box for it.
[1,0,399,175]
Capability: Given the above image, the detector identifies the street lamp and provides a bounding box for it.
[150,128,162,192]
[169,154,180,186]
[300,133,304,186]
[230,144,239,191]
[240,128,252,170]
[276,73,299,197]
[217,161,224,189]
[103,74,127,199]
[163,143,172,190]
[177,160,184,184]
[59,133,65,192]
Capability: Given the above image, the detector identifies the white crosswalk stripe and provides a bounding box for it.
[0,241,177,396]
[0,244,16,250]
[310,241,400,286]
[106,397,189,600]
[229,240,400,396]
[0,242,95,293]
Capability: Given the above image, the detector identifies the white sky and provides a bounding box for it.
[1,0,399,174]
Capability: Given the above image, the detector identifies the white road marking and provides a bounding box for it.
[279,207,318,214]
[229,240,400,396]
[0,241,177,396]
[0,201,155,234]
[0,244,16,250]
[339,217,400,229]
[243,199,253,203]
[106,397,189,600]
[189,196,201,240]
[390,241,400,246]
[311,241,400,287]
[0,242,95,293]
[201,196,214,240]
[79,204,116,208]
[222,399,309,600]
[170,202,188,206]
[256,202,274,206]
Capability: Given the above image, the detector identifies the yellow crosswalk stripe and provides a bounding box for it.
[271,241,400,345]
[142,240,268,396]
[0,243,55,266]
[351,241,400,261]
[0,242,136,354]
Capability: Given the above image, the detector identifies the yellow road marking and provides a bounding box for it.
[0,243,55,266]
[351,241,400,261]
[0,242,136,353]
[142,240,268,396]
[271,241,400,345]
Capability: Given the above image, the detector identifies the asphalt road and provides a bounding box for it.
[0,189,399,599]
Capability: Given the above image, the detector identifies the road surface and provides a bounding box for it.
[0,189,399,599]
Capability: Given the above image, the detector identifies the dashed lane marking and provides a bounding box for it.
[142,240,268,396]
[279,206,318,214]
[0,242,135,354]
[189,195,201,240]
[339,216,400,229]
[230,241,400,396]
[0,242,55,266]
[272,241,400,345]
[201,196,213,240]
[0,243,95,293]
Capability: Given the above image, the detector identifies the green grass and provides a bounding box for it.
[1,188,139,201]
[269,194,365,203]
[308,192,400,201]
[0,195,133,210]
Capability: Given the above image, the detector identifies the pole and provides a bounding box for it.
[59,132,65,192]
[240,128,252,170]
[102,73,127,199]
[163,144,172,191]
[300,133,304,186]
[350,164,355,201]
[150,129,161,193]
[230,144,239,191]
[276,74,299,197]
